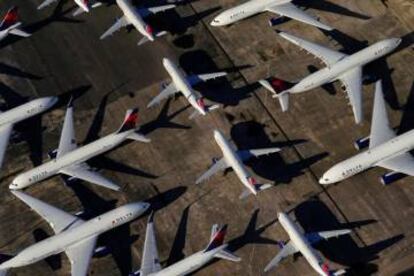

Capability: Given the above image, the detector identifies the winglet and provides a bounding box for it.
[204,224,227,252]
[118,108,139,133]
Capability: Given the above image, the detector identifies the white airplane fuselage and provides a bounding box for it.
[211,0,290,26]
[0,202,149,269]
[11,129,136,189]
[117,0,154,41]
[279,213,327,276]
[0,97,57,126]
[288,39,401,94]
[149,245,226,276]
[163,58,206,115]
[320,129,414,184]
[214,130,256,195]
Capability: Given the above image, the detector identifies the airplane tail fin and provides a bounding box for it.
[258,77,294,112]
[0,6,19,31]
[204,224,227,252]
[188,97,220,119]
[117,108,139,133]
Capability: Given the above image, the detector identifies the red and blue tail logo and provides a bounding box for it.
[205,224,227,252]
[197,98,206,111]
[117,108,139,133]
[0,7,19,31]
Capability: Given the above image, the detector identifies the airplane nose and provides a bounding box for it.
[47,96,58,107]
[9,179,21,190]
[141,202,150,211]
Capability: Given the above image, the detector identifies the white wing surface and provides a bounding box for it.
[140,213,162,276]
[278,31,346,67]
[9,28,31,37]
[60,164,121,191]
[65,235,98,276]
[147,83,179,108]
[338,66,364,124]
[378,154,414,177]
[266,3,333,31]
[144,5,176,15]
[37,0,58,10]
[186,72,227,86]
[195,158,229,184]
[264,241,298,272]
[0,124,12,169]
[11,191,83,234]
[369,80,395,148]
[237,148,280,162]
[305,229,351,245]
[100,16,130,40]
[57,101,77,158]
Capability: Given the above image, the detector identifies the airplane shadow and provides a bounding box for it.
[295,0,371,20]
[189,208,278,275]
[0,62,42,80]
[229,121,327,184]
[397,81,414,134]
[294,198,404,275]
[65,178,186,276]
[0,1,82,49]
[178,50,255,107]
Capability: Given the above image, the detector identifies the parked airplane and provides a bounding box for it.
[196,129,280,199]
[100,0,176,45]
[259,31,401,124]
[0,7,31,41]
[265,212,350,275]
[320,80,414,185]
[10,99,150,191]
[210,0,333,30]
[0,190,149,276]
[131,213,240,276]
[147,58,227,119]
[0,96,57,170]
[37,0,102,14]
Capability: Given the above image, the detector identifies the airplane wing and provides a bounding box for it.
[9,28,31,37]
[377,154,414,177]
[60,164,121,191]
[369,81,395,148]
[237,148,281,162]
[57,100,77,158]
[186,72,227,87]
[337,66,363,124]
[266,3,333,31]
[138,5,176,17]
[278,31,346,67]
[305,229,351,245]
[338,67,364,124]
[100,16,130,40]
[195,158,229,184]
[65,235,98,276]
[264,241,298,272]
[37,0,58,10]
[11,191,83,234]
[140,213,162,275]
[0,124,13,169]
[147,83,179,108]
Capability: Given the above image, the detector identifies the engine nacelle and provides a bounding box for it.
[380,171,405,185]
[268,16,285,27]
[354,136,370,150]
[94,246,110,257]
[48,149,58,159]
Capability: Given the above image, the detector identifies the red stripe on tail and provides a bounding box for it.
[1,7,19,30]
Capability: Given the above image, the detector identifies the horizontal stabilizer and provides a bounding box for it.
[214,249,241,262]
[127,132,151,143]
[9,28,31,37]
[239,183,272,200]
[273,91,289,112]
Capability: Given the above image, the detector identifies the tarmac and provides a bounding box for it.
[0,0,413,275]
